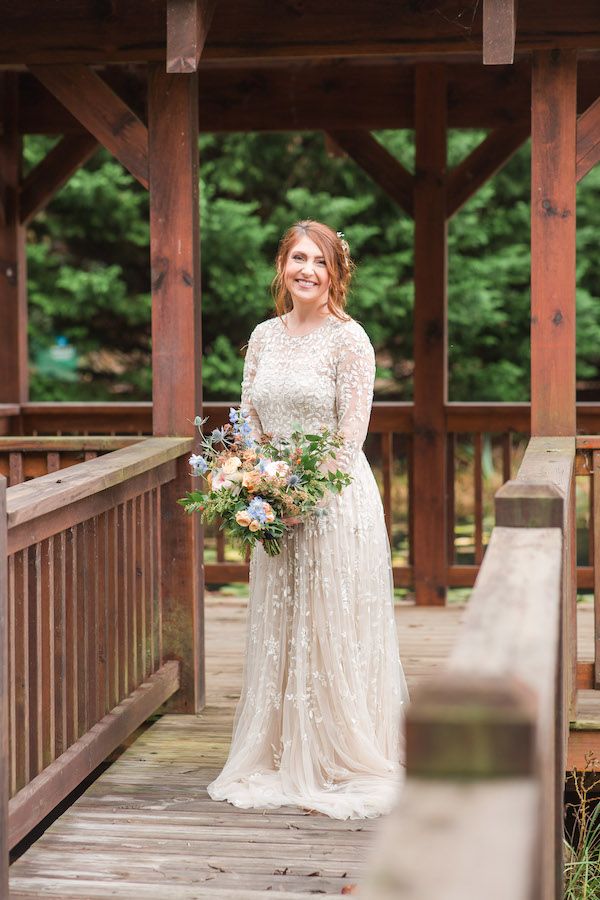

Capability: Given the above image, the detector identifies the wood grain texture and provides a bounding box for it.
[29,65,148,188]
[167,0,216,73]
[412,64,447,606]
[530,50,577,437]
[577,94,600,182]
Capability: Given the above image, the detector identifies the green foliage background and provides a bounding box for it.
[24,131,600,403]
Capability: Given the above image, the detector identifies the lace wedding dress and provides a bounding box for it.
[207,312,410,820]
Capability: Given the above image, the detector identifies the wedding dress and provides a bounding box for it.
[206,312,410,820]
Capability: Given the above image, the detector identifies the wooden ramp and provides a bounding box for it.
[9,594,465,898]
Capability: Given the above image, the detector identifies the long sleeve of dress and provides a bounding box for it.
[318,324,376,487]
[241,325,264,443]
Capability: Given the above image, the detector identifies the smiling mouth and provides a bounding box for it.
[296,279,317,287]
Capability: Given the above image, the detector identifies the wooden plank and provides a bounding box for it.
[327,130,414,217]
[594,451,600,690]
[19,133,98,223]
[483,0,518,65]
[0,477,7,898]
[530,50,577,437]
[412,64,447,606]
[167,0,216,73]
[577,94,600,182]
[0,73,28,406]
[148,65,204,713]
[8,660,180,850]
[6,437,191,529]
[28,65,149,188]
[446,123,529,217]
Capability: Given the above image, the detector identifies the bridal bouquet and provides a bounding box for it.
[177,407,353,556]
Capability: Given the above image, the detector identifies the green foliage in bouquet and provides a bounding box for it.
[178,407,353,556]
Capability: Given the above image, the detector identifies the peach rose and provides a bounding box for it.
[222,456,242,475]
[235,510,252,527]
[248,520,261,532]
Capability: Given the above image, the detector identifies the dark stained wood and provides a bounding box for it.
[530,50,577,437]
[28,65,149,189]
[483,0,517,65]
[327,130,414,217]
[148,65,204,713]
[167,0,217,73]
[576,94,600,182]
[19,133,98,224]
[8,661,180,850]
[412,64,447,606]
[446,123,529,218]
[0,73,28,405]
[2,2,600,64]
[0,477,7,899]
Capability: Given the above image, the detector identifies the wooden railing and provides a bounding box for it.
[0,436,193,856]
[364,437,575,899]
[5,400,600,593]
[0,436,141,485]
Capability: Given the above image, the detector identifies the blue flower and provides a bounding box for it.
[287,474,302,487]
[189,453,208,475]
[211,427,227,443]
[229,407,239,424]
[241,407,250,418]
[241,422,252,436]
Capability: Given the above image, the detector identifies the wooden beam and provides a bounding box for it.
[20,134,98,224]
[327,130,414,218]
[148,66,204,714]
[0,74,28,405]
[28,65,148,189]
[483,0,518,65]
[412,64,448,606]
[167,0,216,73]
[0,477,7,898]
[577,94,600,182]
[531,50,577,437]
[446,123,529,218]
[1,2,600,64]
[18,60,600,135]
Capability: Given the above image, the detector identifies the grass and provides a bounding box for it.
[565,758,600,899]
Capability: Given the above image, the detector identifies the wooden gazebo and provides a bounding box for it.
[1,2,600,897]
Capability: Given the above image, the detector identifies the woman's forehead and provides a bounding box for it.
[288,235,325,257]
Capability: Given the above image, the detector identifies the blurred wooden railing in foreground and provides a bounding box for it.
[0,436,193,870]
[363,437,575,900]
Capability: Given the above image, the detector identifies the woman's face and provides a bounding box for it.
[283,236,331,309]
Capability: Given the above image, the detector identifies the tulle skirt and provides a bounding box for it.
[207,451,410,820]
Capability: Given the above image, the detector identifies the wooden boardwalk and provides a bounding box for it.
[9,594,466,899]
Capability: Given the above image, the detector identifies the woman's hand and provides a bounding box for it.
[281,515,303,526]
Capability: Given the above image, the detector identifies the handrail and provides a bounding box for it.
[364,436,575,900]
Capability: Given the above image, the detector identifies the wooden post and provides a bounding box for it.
[413,64,448,605]
[0,476,7,898]
[531,50,577,437]
[148,66,204,713]
[0,73,28,405]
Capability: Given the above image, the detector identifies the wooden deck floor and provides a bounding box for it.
[9,594,466,899]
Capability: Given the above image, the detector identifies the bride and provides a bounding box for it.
[207,220,410,820]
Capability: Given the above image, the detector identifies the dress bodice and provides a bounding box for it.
[241,313,376,474]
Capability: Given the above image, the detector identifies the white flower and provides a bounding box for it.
[222,456,242,475]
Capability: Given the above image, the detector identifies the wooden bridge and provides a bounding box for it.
[3,1,600,897]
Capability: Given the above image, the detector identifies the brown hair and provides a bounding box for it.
[271,220,354,324]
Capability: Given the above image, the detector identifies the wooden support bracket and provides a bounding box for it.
[20,134,98,223]
[577,94,600,182]
[483,0,518,65]
[28,65,148,189]
[167,0,217,73]
[327,129,414,218]
[446,123,529,218]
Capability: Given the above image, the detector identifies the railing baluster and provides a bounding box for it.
[75,524,87,738]
[97,512,108,718]
[40,538,55,769]
[53,532,67,758]
[446,432,455,566]
[106,507,118,711]
[117,503,128,700]
[14,550,28,790]
[65,525,78,745]
[381,431,393,545]
[474,432,484,565]
[594,450,600,690]
[9,452,23,487]
[8,554,16,795]
[128,498,137,692]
